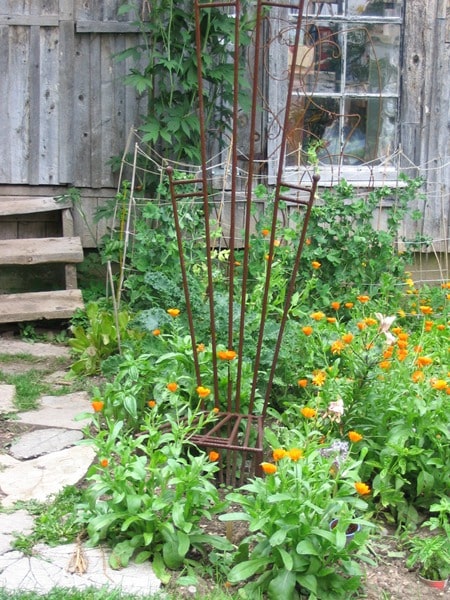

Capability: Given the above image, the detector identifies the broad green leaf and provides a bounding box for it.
[152,552,171,584]
[270,528,288,546]
[296,573,318,595]
[268,569,297,600]
[296,539,319,556]
[227,557,270,583]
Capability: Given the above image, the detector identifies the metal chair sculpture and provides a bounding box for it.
[167,0,319,485]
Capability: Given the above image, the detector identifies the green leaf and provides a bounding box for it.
[278,547,294,571]
[270,529,288,546]
[227,557,270,583]
[296,573,318,595]
[152,552,171,584]
[296,539,319,556]
[268,569,297,600]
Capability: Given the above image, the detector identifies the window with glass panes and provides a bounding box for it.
[268,0,403,181]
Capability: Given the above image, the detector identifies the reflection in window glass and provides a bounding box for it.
[285,1,402,170]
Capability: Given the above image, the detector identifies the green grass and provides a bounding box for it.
[0,587,236,600]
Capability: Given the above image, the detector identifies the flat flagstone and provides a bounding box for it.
[0,445,96,507]
[0,385,16,415]
[0,510,35,555]
[0,544,161,596]
[9,428,84,460]
[0,339,70,359]
[18,391,93,430]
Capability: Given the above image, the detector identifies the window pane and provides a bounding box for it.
[286,97,397,166]
[347,0,402,18]
[346,24,400,94]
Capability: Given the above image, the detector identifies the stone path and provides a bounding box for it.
[0,338,161,597]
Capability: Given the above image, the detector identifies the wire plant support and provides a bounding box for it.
[167,0,319,486]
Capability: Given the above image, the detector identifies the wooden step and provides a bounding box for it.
[0,237,83,266]
[0,196,72,217]
[0,290,84,323]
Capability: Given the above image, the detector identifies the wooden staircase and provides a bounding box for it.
[0,196,84,323]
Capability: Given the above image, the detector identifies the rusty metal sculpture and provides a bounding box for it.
[167,0,319,485]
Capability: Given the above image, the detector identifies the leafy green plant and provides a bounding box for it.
[78,407,232,577]
[69,301,143,375]
[406,533,450,581]
[221,423,373,600]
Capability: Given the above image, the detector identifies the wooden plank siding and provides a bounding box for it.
[0,0,145,188]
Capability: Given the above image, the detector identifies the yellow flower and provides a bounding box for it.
[167,382,178,392]
[167,308,180,317]
[431,379,447,390]
[357,295,370,303]
[196,343,205,352]
[411,370,424,383]
[209,451,220,462]
[300,406,316,418]
[311,311,325,321]
[312,370,326,386]
[272,448,287,461]
[355,482,371,495]
[345,302,354,309]
[148,400,157,408]
[196,386,211,398]
[348,431,363,443]
[416,356,433,367]
[311,260,321,270]
[331,301,341,310]
[297,378,308,388]
[261,228,270,236]
[331,340,345,355]
[364,317,377,326]
[302,325,313,336]
[288,448,304,462]
[341,333,354,344]
[261,462,277,475]
[420,305,433,315]
[91,400,104,412]
[152,329,161,336]
[379,360,392,370]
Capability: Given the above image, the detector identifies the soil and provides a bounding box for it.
[0,336,448,600]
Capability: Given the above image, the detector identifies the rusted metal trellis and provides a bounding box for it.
[167,0,319,485]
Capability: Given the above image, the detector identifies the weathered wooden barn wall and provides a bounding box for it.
[0,0,449,274]
[401,0,450,269]
[0,0,145,246]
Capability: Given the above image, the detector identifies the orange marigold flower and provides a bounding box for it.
[420,305,433,315]
[91,400,104,412]
[196,386,211,398]
[312,370,326,386]
[288,448,304,462]
[348,431,363,443]
[431,379,447,390]
[167,308,180,317]
[379,360,392,370]
[397,349,408,362]
[357,295,370,303]
[327,317,337,323]
[331,340,345,355]
[148,400,156,408]
[355,482,371,495]
[212,407,220,413]
[383,347,394,359]
[364,317,377,326]
[392,327,403,335]
[218,349,237,360]
[345,302,354,309]
[331,301,341,310]
[167,382,178,392]
[301,406,317,418]
[261,462,277,475]
[152,329,161,336]
[297,378,308,388]
[416,356,433,367]
[414,345,423,353]
[437,324,446,331]
[341,333,354,344]
[425,320,433,332]
[311,260,321,270]
[234,261,241,267]
[311,311,325,321]
[100,458,109,468]
[357,321,366,331]
[397,339,408,349]
[273,239,281,247]
[209,451,220,462]
[411,370,425,383]
[196,343,205,352]
[261,228,270,236]
[272,448,287,461]
[302,325,313,336]
[305,238,311,245]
